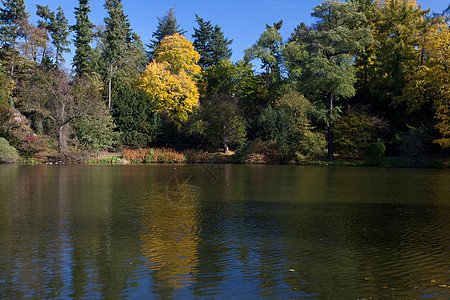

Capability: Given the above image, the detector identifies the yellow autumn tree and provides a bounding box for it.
[138,33,201,125]
[373,0,418,9]
[426,19,450,148]
[394,16,450,148]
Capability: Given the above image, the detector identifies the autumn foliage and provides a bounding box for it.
[138,34,201,125]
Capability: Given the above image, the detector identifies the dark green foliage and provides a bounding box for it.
[244,20,285,100]
[192,15,212,68]
[292,0,374,160]
[0,65,9,106]
[257,91,326,158]
[111,77,161,148]
[210,25,232,64]
[0,0,26,23]
[0,104,12,139]
[201,59,259,100]
[334,109,388,157]
[72,99,119,151]
[101,0,143,108]
[194,95,246,153]
[244,20,284,75]
[146,7,186,60]
[0,0,28,50]
[36,5,71,65]
[398,125,431,163]
[35,4,52,29]
[102,0,131,68]
[72,0,94,75]
[364,141,385,166]
[234,139,282,164]
[0,67,12,138]
[192,15,232,69]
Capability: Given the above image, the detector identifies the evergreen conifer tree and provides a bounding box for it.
[72,0,94,75]
[146,7,186,60]
[193,15,232,69]
[192,15,213,68]
[211,25,232,65]
[0,0,28,50]
[102,0,132,108]
[36,5,70,66]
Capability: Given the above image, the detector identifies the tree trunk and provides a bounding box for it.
[224,143,229,154]
[327,94,334,161]
[58,123,69,155]
[108,64,113,109]
[327,124,334,161]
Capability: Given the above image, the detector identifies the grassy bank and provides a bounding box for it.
[81,147,449,169]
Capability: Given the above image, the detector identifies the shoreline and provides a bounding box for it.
[9,152,449,169]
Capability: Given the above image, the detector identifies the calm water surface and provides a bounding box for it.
[0,164,449,299]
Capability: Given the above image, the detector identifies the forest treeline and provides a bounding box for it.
[0,0,449,166]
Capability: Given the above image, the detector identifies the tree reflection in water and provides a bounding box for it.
[139,171,201,297]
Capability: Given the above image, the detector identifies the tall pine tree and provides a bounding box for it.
[211,25,232,64]
[0,0,27,50]
[102,0,132,108]
[192,15,232,69]
[72,0,94,75]
[146,7,186,60]
[36,5,71,66]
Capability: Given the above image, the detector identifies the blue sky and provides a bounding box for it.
[23,0,449,69]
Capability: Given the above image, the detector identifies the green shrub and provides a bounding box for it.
[234,139,281,164]
[88,156,123,164]
[364,141,386,166]
[183,149,210,163]
[0,104,13,139]
[0,137,20,163]
[334,110,387,158]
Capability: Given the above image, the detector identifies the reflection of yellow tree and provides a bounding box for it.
[139,181,200,293]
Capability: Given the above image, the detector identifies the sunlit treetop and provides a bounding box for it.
[373,0,419,9]
[154,33,201,78]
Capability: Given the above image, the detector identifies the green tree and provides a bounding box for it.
[244,20,284,98]
[211,25,232,64]
[72,78,118,152]
[146,7,186,60]
[196,95,246,153]
[258,90,326,158]
[293,0,373,160]
[0,0,28,80]
[283,24,308,87]
[111,76,161,148]
[0,0,28,50]
[202,59,259,101]
[0,65,9,106]
[192,15,232,69]
[334,108,388,157]
[72,0,94,75]
[36,5,71,66]
[0,66,12,139]
[102,0,132,108]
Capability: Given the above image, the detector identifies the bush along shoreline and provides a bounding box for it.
[64,146,450,169]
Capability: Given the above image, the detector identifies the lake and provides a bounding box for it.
[0,164,449,299]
